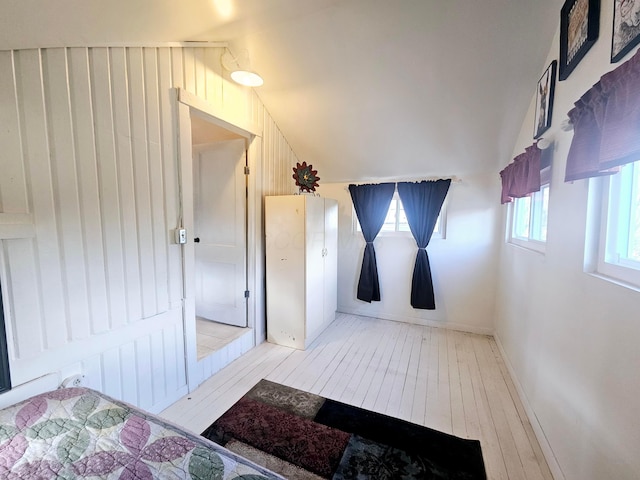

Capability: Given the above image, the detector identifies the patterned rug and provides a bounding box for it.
[201,379,486,479]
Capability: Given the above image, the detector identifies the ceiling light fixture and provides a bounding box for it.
[537,137,552,150]
[221,48,264,87]
[230,70,264,87]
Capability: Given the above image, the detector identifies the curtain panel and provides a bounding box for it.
[348,183,396,302]
[499,144,542,204]
[397,180,451,310]
[0,279,10,393]
[565,48,640,181]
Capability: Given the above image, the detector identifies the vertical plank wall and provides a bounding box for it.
[0,46,298,412]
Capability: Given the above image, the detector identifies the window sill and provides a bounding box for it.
[507,239,546,255]
[586,271,640,293]
[377,231,413,238]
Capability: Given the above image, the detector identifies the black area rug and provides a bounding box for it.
[202,379,486,480]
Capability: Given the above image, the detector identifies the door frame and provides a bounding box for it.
[175,88,262,391]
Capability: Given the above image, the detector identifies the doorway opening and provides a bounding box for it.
[177,89,263,391]
[189,113,249,360]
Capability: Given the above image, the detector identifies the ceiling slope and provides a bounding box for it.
[1,0,561,182]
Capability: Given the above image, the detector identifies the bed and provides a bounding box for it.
[0,387,283,479]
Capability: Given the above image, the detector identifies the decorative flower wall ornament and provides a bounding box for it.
[292,161,320,192]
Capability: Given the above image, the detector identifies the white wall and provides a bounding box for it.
[0,45,297,412]
[495,2,640,479]
[320,174,500,334]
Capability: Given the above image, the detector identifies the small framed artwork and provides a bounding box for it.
[534,61,557,139]
[559,0,600,80]
[611,0,640,62]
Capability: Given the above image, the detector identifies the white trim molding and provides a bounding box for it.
[494,333,565,480]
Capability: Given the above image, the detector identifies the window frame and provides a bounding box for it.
[589,161,640,288]
[506,183,550,253]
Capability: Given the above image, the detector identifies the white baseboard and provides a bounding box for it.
[493,333,565,480]
[336,307,494,336]
[149,385,190,414]
[0,373,59,410]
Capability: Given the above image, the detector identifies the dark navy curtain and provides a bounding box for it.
[397,179,451,309]
[348,183,395,302]
[0,279,11,393]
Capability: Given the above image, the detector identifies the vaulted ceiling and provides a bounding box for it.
[1,0,562,182]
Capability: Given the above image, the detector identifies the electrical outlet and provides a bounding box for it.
[60,374,85,388]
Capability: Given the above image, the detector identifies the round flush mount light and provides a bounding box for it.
[230,70,264,87]
[537,137,552,150]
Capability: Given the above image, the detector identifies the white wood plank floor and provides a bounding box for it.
[196,317,249,360]
[161,314,553,480]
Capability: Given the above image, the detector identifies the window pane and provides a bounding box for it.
[512,196,532,239]
[380,198,398,232]
[433,215,441,235]
[627,162,640,262]
[541,186,549,241]
[530,186,549,242]
[607,161,638,267]
[397,199,411,232]
[593,161,640,287]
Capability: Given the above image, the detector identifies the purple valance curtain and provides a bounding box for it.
[499,144,542,204]
[397,180,451,310]
[349,182,396,303]
[565,47,640,181]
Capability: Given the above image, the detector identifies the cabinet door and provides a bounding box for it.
[323,199,338,326]
[304,197,326,343]
[265,196,306,348]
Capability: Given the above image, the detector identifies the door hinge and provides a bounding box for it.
[244,166,250,175]
[244,290,250,298]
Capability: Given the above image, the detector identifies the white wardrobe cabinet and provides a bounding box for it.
[265,195,338,350]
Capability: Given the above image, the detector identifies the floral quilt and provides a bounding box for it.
[0,387,283,479]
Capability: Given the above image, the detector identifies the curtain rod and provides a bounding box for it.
[345,176,462,186]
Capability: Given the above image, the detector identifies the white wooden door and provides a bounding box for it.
[193,139,247,327]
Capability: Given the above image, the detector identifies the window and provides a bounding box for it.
[381,193,411,233]
[591,160,640,287]
[507,183,549,252]
[355,192,445,238]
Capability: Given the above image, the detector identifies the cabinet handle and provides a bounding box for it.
[194,237,200,243]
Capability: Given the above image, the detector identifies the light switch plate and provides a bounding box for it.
[174,228,187,244]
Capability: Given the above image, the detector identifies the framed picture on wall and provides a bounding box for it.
[559,0,600,80]
[534,61,558,139]
[611,0,640,62]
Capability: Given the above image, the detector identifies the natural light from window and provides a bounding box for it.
[508,184,549,252]
[596,160,640,286]
[355,193,444,237]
